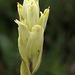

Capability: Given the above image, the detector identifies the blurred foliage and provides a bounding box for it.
[0,0,75,75]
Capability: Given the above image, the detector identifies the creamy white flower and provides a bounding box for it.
[14,0,50,75]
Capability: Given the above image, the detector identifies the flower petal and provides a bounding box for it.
[32,36,43,74]
[22,0,29,19]
[17,2,23,20]
[25,25,44,73]
[15,19,30,62]
[38,7,50,31]
[27,3,39,30]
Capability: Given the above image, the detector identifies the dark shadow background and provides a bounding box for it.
[0,0,75,75]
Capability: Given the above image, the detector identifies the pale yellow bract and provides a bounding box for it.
[14,0,50,75]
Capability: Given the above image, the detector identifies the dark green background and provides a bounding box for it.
[0,0,75,75]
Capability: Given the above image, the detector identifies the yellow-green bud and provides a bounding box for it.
[14,0,50,75]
